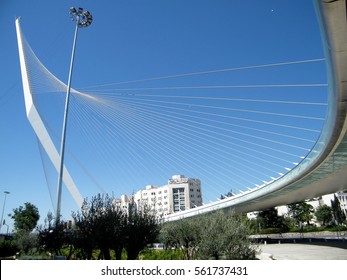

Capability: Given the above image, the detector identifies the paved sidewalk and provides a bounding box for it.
[257,243,347,260]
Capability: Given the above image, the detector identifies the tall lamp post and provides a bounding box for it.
[56,7,92,223]
[0,191,10,234]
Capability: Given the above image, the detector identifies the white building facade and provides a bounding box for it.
[115,175,202,217]
[248,191,347,224]
[336,191,347,216]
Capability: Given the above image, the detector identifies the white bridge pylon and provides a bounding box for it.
[15,18,84,210]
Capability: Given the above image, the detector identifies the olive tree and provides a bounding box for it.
[72,194,160,260]
[160,210,257,260]
[198,211,257,260]
[37,211,72,258]
[72,194,120,260]
[124,202,160,260]
[160,217,201,260]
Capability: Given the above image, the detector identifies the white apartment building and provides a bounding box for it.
[336,190,347,216]
[114,175,202,217]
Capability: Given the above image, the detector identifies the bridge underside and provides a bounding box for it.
[165,0,347,221]
[241,0,347,211]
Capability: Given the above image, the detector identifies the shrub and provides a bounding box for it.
[138,249,184,260]
[0,239,18,258]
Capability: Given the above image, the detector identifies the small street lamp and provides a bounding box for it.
[0,191,10,234]
[3,220,9,235]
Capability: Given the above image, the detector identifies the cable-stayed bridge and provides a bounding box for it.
[15,0,347,222]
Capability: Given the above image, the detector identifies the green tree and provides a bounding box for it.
[37,211,71,257]
[106,202,127,260]
[72,194,159,260]
[124,203,160,260]
[160,217,201,260]
[256,207,288,231]
[72,200,97,260]
[10,202,40,233]
[160,211,257,260]
[198,211,257,260]
[10,202,40,254]
[315,205,333,226]
[287,201,314,226]
[72,194,116,260]
[257,208,278,228]
[0,239,18,258]
[15,231,38,254]
[94,201,127,260]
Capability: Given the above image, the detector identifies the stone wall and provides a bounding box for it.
[251,231,347,239]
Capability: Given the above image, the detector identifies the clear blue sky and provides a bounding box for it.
[0,0,328,232]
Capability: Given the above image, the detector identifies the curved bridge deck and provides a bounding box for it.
[165,0,347,222]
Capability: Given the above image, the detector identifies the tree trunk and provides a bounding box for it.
[127,248,140,260]
[114,247,123,260]
[101,248,111,260]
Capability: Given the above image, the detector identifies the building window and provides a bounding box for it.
[173,187,185,212]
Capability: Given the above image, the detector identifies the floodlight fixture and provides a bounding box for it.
[69,6,93,28]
